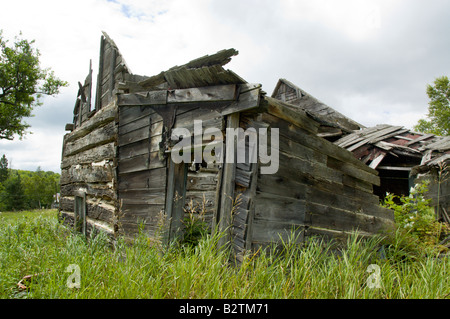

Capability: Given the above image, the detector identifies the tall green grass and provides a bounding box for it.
[0,210,449,299]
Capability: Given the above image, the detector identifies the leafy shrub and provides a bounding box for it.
[382,180,450,247]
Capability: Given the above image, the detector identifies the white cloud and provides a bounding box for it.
[0,0,449,172]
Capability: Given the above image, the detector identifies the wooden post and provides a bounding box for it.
[216,113,239,249]
[164,159,187,244]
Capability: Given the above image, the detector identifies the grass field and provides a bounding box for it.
[0,209,449,299]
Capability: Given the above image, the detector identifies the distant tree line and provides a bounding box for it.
[0,154,60,211]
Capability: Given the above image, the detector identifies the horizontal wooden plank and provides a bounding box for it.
[119,105,159,127]
[305,202,394,234]
[251,219,305,245]
[167,84,237,103]
[119,190,166,206]
[327,156,380,186]
[118,135,162,160]
[260,112,377,175]
[118,151,165,174]
[117,90,167,106]
[118,121,163,147]
[220,86,261,116]
[118,167,166,190]
[264,96,320,134]
[254,192,306,224]
[256,173,308,201]
[186,171,219,191]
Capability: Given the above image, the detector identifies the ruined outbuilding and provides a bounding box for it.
[335,125,450,223]
[59,33,394,259]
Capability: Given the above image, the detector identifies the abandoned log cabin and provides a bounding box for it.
[335,125,450,223]
[60,33,394,259]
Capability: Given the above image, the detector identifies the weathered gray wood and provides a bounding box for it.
[63,121,117,157]
[220,86,261,116]
[118,151,164,174]
[165,160,188,243]
[65,103,117,143]
[118,123,163,148]
[261,112,377,175]
[216,113,239,249]
[119,135,162,160]
[60,182,115,201]
[117,90,167,106]
[254,193,306,224]
[61,142,115,169]
[94,35,105,111]
[305,202,394,234]
[118,167,166,190]
[327,156,380,186]
[119,105,158,127]
[60,163,114,185]
[61,196,115,224]
[263,96,320,134]
[167,84,237,103]
[251,219,305,246]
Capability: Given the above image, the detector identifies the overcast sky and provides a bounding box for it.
[1,0,449,173]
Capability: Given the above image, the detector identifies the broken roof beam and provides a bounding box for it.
[138,48,244,90]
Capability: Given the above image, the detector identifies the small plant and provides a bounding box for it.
[180,195,209,248]
[382,180,450,247]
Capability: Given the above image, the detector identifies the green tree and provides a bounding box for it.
[0,172,26,211]
[0,154,8,184]
[0,30,68,140]
[414,76,450,136]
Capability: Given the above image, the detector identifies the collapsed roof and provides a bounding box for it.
[272,78,364,139]
[334,124,450,174]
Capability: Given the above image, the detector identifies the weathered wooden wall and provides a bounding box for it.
[116,105,166,238]
[416,169,450,223]
[230,97,394,257]
[60,102,118,236]
[60,32,132,236]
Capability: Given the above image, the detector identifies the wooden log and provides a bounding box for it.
[61,142,116,169]
[64,103,117,143]
[60,163,114,185]
[63,121,117,157]
[60,182,115,201]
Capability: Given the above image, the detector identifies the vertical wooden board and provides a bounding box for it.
[164,160,188,243]
[216,113,240,248]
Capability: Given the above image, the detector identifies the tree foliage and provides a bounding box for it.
[0,155,60,211]
[0,30,68,140]
[414,76,450,136]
